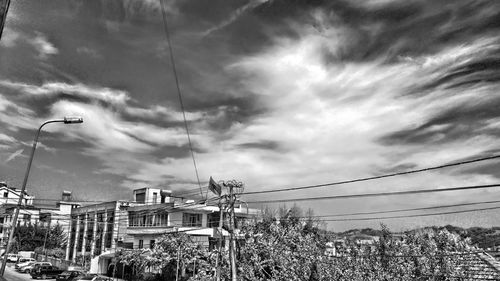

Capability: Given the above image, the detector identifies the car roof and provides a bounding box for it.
[76,277,95,280]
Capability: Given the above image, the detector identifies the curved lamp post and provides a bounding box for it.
[0,117,83,276]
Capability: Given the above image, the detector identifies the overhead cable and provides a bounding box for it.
[324,205,500,222]
[243,154,500,195]
[246,183,500,204]
[158,0,203,197]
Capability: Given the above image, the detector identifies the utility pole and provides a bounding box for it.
[0,117,83,276]
[0,0,11,40]
[208,178,243,281]
[223,180,243,281]
[215,198,224,281]
[42,219,51,261]
[228,185,237,281]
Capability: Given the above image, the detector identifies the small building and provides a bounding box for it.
[82,187,258,276]
[0,182,34,206]
[0,182,39,248]
[65,200,130,262]
[38,191,81,241]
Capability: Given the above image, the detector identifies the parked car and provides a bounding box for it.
[30,265,65,279]
[15,258,36,270]
[5,253,20,262]
[56,270,86,281]
[19,261,51,274]
[16,261,35,272]
[73,274,111,281]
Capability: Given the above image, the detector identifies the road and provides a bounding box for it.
[3,264,33,281]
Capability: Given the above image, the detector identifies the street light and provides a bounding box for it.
[0,117,83,276]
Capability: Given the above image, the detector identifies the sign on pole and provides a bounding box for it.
[208,176,222,196]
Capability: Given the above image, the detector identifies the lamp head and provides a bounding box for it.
[63,116,83,124]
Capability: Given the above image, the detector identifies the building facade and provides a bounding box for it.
[0,182,39,248]
[65,200,130,261]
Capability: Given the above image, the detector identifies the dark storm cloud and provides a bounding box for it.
[417,56,500,94]
[379,95,500,146]
[236,140,283,151]
[334,0,500,62]
[240,0,500,62]
[4,0,500,221]
[378,163,418,175]
[364,2,500,148]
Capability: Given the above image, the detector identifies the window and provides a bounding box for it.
[182,213,202,227]
[138,239,143,248]
[128,211,168,227]
[152,192,157,204]
[150,240,155,249]
[207,212,222,228]
[135,192,145,203]
[3,192,7,198]
[23,214,31,222]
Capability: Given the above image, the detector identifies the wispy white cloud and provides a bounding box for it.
[202,0,269,36]
[0,28,20,48]
[0,94,38,131]
[0,133,16,144]
[0,30,57,59]
[31,32,58,59]
[124,105,203,122]
[5,149,24,163]
[0,80,131,105]
[123,21,500,204]
[76,47,100,58]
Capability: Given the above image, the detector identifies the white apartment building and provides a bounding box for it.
[81,187,258,275]
[0,182,38,248]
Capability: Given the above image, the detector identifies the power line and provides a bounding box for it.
[3,197,225,227]
[329,251,487,259]
[0,0,11,40]
[313,199,500,218]
[243,154,500,195]
[324,205,500,222]
[158,0,203,198]
[246,183,500,204]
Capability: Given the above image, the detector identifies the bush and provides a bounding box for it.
[34,247,65,259]
[47,248,65,259]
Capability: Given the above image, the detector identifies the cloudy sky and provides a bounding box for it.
[1,0,500,231]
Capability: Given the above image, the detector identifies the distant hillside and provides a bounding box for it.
[336,225,500,250]
[336,228,384,239]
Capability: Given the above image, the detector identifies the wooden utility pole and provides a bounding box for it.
[215,199,224,281]
[224,180,243,281]
[0,0,11,40]
[228,185,237,281]
[209,178,243,281]
[42,219,51,261]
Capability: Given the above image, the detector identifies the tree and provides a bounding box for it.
[116,233,213,281]
[114,205,477,281]
[12,222,67,253]
[46,223,67,249]
[321,226,475,281]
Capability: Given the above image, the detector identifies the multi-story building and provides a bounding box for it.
[0,181,34,205]
[63,187,258,275]
[124,187,256,251]
[0,182,38,248]
[38,191,81,240]
[65,200,130,262]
